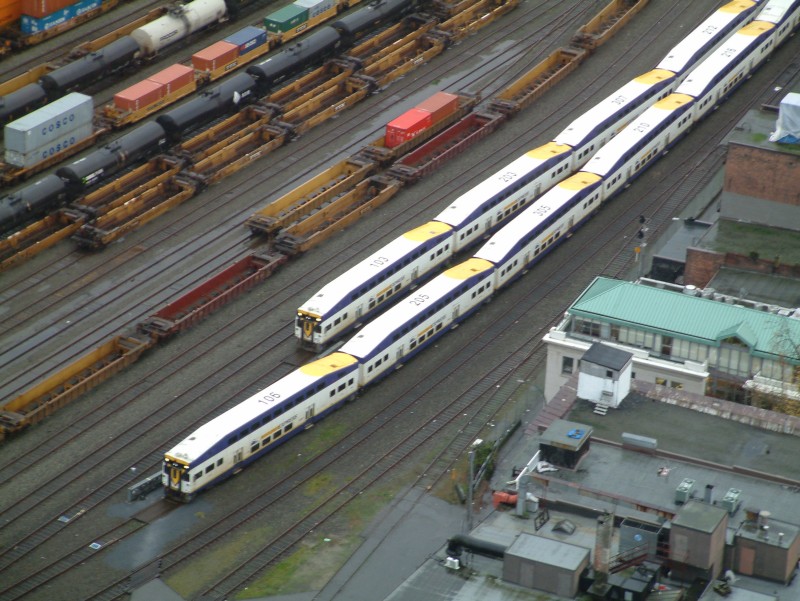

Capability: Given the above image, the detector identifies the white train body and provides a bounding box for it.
[434,143,574,253]
[295,221,454,350]
[339,258,495,387]
[292,0,773,353]
[655,0,763,75]
[131,0,228,55]
[163,352,358,501]
[475,173,604,291]
[166,0,800,502]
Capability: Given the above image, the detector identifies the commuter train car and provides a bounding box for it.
[291,0,772,351]
[167,0,800,501]
[164,352,359,501]
[338,258,495,387]
[296,221,454,350]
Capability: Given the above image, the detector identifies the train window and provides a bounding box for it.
[410,340,417,350]
[217,458,223,466]
[251,442,260,453]
[285,423,293,433]
[338,383,346,392]
[264,434,272,443]
[368,365,373,373]
[183,473,190,481]
[330,390,336,397]
[369,300,376,309]
[325,324,332,332]
[348,378,354,386]
[206,465,214,474]
[275,428,282,437]
[194,473,201,481]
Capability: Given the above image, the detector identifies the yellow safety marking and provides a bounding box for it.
[634,69,675,84]
[720,0,755,13]
[402,221,452,241]
[654,93,694,110]
[443,258,494,280]
[300,352,358,376]
[297,309,321,319]
[170,467,182,488]
[742,21,774,35]
[559,172,602,190]
[302,320,314,338]
[526,142,571,159]
[165,454,189,466]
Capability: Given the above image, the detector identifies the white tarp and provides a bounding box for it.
[769,92,800,144]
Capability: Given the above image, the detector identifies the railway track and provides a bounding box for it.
[3,1,776,596]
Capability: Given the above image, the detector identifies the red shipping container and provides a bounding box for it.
[114,79,165,112]
[147,63,195,95]
[385,108,433,149]
[415,92,459,124]
[192,41,239,72]
[21,0,71,18]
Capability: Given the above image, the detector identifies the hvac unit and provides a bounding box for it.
[675,478,695,504]
[721,488,742,515]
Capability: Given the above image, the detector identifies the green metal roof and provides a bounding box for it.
[569,278,800,363]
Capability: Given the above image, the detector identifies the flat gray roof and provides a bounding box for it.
[672,500,727,534]
[581,342,632,371]
[539,419,592,450]
[505,533,589,570]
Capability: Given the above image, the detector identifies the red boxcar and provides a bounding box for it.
[192,41,239,72]
[148,64,195,95]
[114,80,165,112]
[385,108,433,149]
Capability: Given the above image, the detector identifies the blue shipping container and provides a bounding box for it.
[73,0,101,16]
[225,25,267,55]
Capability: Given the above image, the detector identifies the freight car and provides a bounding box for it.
[0,0,231,124]
[164,0,800,502]
[0,0,418,233]
[294,0,768,351]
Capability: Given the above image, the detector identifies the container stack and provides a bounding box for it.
[385,92,460,148]
[4,92,93,168]
[191,25,267,73]
[113,64,194,112]
[20,0,101,34]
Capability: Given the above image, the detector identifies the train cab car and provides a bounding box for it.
[339,258,495,388]
[295,221,454,351]
[434,142,572,253]
[0,174,68,234]
[163,352,360,502]
[475,172,603,290]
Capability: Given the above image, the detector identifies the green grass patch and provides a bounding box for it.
[714,221,800,264]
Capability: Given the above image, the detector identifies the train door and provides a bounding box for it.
[305,404,316,424]
[396,344,404,361]
[234,448,243,465]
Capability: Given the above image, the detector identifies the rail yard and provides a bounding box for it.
[1,0,798,599]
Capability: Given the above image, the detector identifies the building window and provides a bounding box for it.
[670,381,683,390]
[655,377,667,386]
[606,370,613,378]
[610,325,620,341]
[661,336,673,357]
[562,357,574,375]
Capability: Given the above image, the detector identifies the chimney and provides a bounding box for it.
[704,484,713,504]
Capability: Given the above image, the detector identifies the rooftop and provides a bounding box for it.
[671,500,728,534]
[693,219,800,265]
[504,533,589,569]
[581,341,632,371]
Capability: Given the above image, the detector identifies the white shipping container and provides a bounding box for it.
[5,121,94,168]
[293,0,334,18]
[5,92,93,154]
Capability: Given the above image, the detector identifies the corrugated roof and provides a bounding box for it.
[569,278,800,362]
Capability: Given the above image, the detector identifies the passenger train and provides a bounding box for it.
[164,0,800,502]
[0,0,414,234]
[294,0,767,351]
